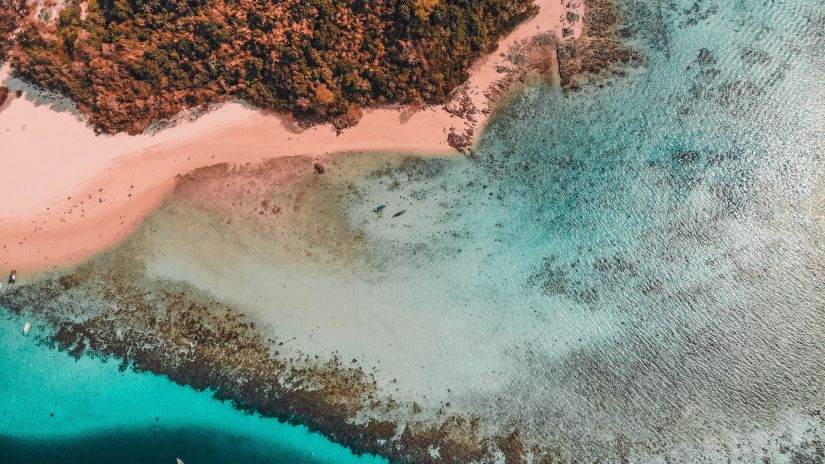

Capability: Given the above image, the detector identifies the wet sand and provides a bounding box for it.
[0,0,582,275]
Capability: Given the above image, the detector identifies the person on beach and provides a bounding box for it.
[8,270,16,285]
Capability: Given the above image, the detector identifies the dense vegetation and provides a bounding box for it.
[11,0,536,134]
[0,0,28,62]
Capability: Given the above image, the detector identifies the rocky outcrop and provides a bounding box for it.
[558,0,642,88]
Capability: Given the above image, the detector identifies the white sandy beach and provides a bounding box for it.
[0,0,582,274]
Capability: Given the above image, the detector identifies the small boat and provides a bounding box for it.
[23,322,31,335]
[176,459,184,464]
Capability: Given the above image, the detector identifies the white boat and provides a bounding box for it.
[176,459,184,464]
[23,322,31,335]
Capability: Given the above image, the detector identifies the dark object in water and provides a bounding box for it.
[373,204,386,213]
[392,210,406,218]
[313,163,325,174]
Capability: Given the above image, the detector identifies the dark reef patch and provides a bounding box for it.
[678,0,718,28]
[557,0,642,89]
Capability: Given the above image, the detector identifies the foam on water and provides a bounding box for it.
[0,310,387,464]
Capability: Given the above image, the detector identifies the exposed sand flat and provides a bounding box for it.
[0,0,582,274]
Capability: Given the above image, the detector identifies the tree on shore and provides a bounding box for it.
[9,0,537,134]
[0,0,29,62]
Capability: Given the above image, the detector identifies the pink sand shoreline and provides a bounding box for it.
[0,0,582,276]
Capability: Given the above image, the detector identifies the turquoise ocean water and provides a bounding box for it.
[0,312,387,464]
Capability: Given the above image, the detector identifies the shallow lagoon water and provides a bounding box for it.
[0,312,387,464]
[140,0,825,459]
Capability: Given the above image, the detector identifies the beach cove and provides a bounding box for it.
[0,0,589,275]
